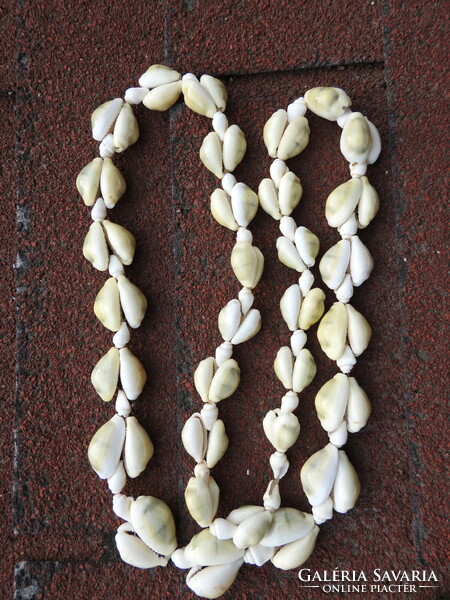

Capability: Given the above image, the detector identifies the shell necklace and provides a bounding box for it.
[77,65,380,599]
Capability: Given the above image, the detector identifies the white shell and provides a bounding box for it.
[222,125,246,172]
[108,460,126,494]
[200,132,223,179]
[279,216,297,241]
[194,357,216,402]
[117,275,147,329]
[231,183,258,227]
[129,495,177,556]
[124,416,154,478]
[232,510,273,549]
[230,241,264,289]
[277,116,310,160]
[263,409,300,453]
[83,221,109,271]
[113,321,130,349]
[185,529,244,567]
[91,98,123,141]
[212,112,229,141]
[185,475,220,527]
[340,112,372,164]
[292,348,316,393]
[263,480,281,511]
[200,402,219,431]
[258,178,281,220]
[238,287,254,315]
[270,451,289,480]
[218,299,241,342]
[263,109,288,158]
[269,158,288,188]
[312,497,333,524]
[221,172,236,195]
[124,87,149,105]
[200,75,227,112]
[113,494,133,521]
[325,178,362,228]
[236,226,253,243]
[336,344,357,374]
[100,157,126,209]
[186,559,243,600]
[210,188,238,231]
[366,117,382,164]
[90,197,107,221]
[138,64,181,88]
[182,413,207,463]
[260,508,315,547]
[338,213,359,239]
[332,450,360,513]
[88,414,125,479]
[206,419,228,468]
[142,81,182,111]
[208,358,240,402]
[182,77,217,118]
[290,329,307,356]
[328,421,348,447]
[113,102,139,152]
[347,377,371,432]
[271,524,319,570]
[287,97,306,122]
[358,176,379,228]
[171,548,197,569]
[215,342,233,366]
[210,518,237,540]
[244,544,276,566]
[319,239,350,290]
[276,237,307,272]
[274,346,294,389]
[315,373,349,433]
[350,235,374,286]
[299,269,314,296]
[91,347,120,402]
[108,254,124,278]
[231,309,261,345]
[280,390,299,413]
[115,530,168,568]
[317,302,348,361]
[102,219,136,266]
[304,87,351,121]
[278,171,302,216]
[76,157,102,206]
[298,288,325,330]
[335,273,354,304]
[227,505,265,526]
[115,389,131,417]
[301,443,339,506]
[119,347,147,400]
[295,226,320,267]
[280,284,301,332]
[99,134,115,158]
[345,303,371,356]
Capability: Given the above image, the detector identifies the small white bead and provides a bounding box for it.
[113,322,130,348]
[90,197,107,221]
[299,269,314,296]
[312,497,334,524]
[182,72,198,82]
[236,227,253,243]
[336,345,357,374]
[263,480,281,512]
[349,162,367,177]
[200,402,219,431]
[269,451,289,479]
[290,329,307,356]
[238,287,254,315]
[112,494,134,521]
[194,461,210,480]
[287,97,306,122]
[279,216,297,241]
[115,390,132,416]
[109,254,124,278]
[280,391,299,413]
[328,421,348,447]
[99,133,115,158]
[336,108,353,128]
[215,341,233,366]
[221,173,236,196]
[338,214,358,239]
[124,87,149,105]
[270,159,288,188]
[212,111,229,141]
[107,460,126,494]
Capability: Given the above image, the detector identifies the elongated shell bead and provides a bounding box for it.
[182,77,217,118]
[124,87,149,105]
[115,530,168,568]
[272,524,319,570]
[263,109,288,158]
[315,373,349,433]
[117,275,147,329]
[350,235,374,286]
[227,505,265,525]
[278,171,303,216]
[317,302,348,361]
[280,284,301,332]
[345,303,371,357]
[304,87,351,121]
[231,183,258,227]
[113,103,139,152]
[185,529,244,567]
[340,112,372,164]
[295,226,320,267]
[358,176,379,228]
[102,219,136,266]
[91,98,123,141]
[194,357,216,402]
[142,81,182,111]
[182,413,207,463]
[76,157,102,206]
[231,242,264,289]
[130,495,177,556]
[222,125,246,172]
[208,359,240,402]
[94,277,121,332]
[124,416,154,478]
[119,347,147,400]
[332,451,360,513]
[210,188,238,231]
[233,510,273,549]
[276,237,307,272]
[274,346,294,389]
[300,443,339,507]
[108,460,126,494]
[83,221,109,271]
[200,132,224,179]
[206,419,228,468]
[325,178,362,228]
[260,508,315,547]
[277,116,310,160]
[212,112,229,141]
[319,239,350,290]
[88,414,125,479]
[292,348,316,393]
[185,476,220,527]
[91,347,120,402]
[100,158,126,209]
[138,64,181,88]
[347,377,371,432]
[186,560,244,600]
[258,178,281,220]
[263,409,300,453]
[298,288,325,330]
[200,75,228,112]
[230,309,261,345]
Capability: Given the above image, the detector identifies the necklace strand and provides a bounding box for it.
[77,66,381,599]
